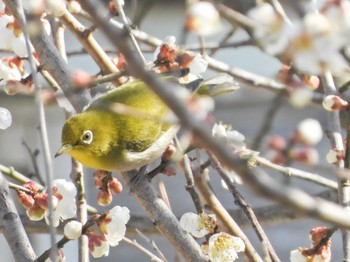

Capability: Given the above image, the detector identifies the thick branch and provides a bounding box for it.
[0,172,36,262]
[122,170,207,262]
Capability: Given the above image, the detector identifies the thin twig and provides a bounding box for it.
[147,160,171,180]
[254,153,338,190]
[209,27,237,56]
[8,182,33,194]
[251,91,285,150]
[122,237,165,262]
[72,160,89,262]
[21,140,45,185]
[114,0,146,64]
[192,166,263,261]
[157,177,172,210]
[60,10,119,75]
[179,155,204,214]
[213,159,281,262]
[0,164,44,189]
[135,228,168,261]
[215,3,258,31]
[175,138,204,214]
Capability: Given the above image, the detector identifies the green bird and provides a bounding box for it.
[55,73,238,171]
[55,79,179,171]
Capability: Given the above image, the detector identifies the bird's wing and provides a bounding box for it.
[124,125,179,168]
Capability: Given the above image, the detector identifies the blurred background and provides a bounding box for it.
[0,1,341,261]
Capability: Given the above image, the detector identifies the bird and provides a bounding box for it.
[55,79,179,172]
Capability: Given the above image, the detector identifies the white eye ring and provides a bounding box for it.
[81,130,93,145]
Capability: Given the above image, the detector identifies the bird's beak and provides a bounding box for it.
[55,144,72,158]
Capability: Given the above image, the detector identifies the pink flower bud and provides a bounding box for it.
[162,166,177,177]
[322,95,348,111]
[326,148,345,164]
[109,178,123,195]
[17,191,35,209]
[303,75,320,90]
[268,135,287,151]
[93,170,109,189]
[289,148,319,165]
[162,143,177,161]
[23,181,39,192]
[72,69,93,88]
[97,189,113,206]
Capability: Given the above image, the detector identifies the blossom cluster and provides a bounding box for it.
[17,179,76,227]
[64,205,130,258]
[248,1,350,75]
[180,212,245,261]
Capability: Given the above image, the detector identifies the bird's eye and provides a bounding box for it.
[81,130,93,145]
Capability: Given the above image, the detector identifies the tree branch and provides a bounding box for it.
[0,172,36,262]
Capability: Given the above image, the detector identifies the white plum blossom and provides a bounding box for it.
[0,57,22,82]
[290,249,307,262]
[0,16,15,51]
[290,227,331,262]
[22,0,67,17]
[296,119,323,145]
[290,11,348,75]
[189,53,208,77]
[0,107,12,129]
[0,0,4,12]
[64,220,82,240]
[45,179,77,227]
[180,212,216,238]
[186,2,221,36]
[290,249,329,262]
[103,206,130,246]
[87,206,130,258]
[248,2,350,75]
[212,122,246,150]
[247,3,291,55]
[45,0,67,17]
[87,223,110,258]
[289,87,314,108]
[208,232,245,262]
[0,12,31,57]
